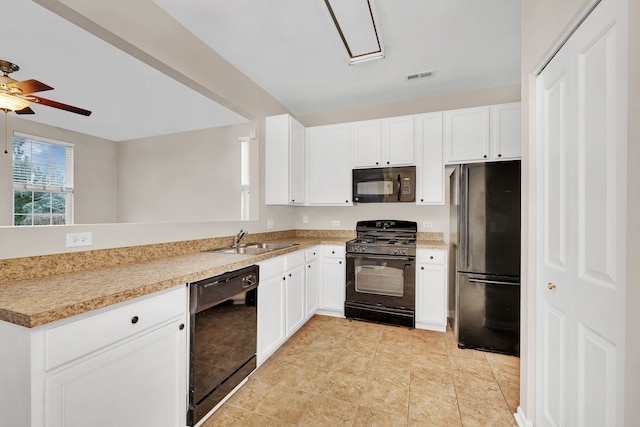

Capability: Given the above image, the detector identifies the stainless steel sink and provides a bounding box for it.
[209,242,298,255]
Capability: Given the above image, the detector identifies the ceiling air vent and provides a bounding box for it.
[406,70,435,81]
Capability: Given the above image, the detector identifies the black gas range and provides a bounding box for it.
[345,220,418,328]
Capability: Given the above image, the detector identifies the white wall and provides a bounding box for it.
[0,115,118,226]
[117,122,258,223]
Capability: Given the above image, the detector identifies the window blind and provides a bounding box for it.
[13,132,74,192]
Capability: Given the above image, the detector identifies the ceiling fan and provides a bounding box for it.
[0,59,91,116]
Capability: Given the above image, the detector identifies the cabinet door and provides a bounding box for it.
[257,275,286,364]
[305,260,320,318]
[383,116,415,166]
[321,257,346,314]
[416,263,447,330]
[45,320,186,427]
[285,265,306,336]
[307,124,352,205]
[265,114,291,205]
[353,120,382,167]
[443,107,490,164]
[289,117,306,204]
[416,112,444,205]
[490,103,521,161]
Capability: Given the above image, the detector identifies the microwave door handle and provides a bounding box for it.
[397,174,401,202]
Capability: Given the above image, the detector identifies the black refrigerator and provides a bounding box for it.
[450,160,521,356]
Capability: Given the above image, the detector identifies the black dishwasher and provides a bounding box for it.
[187,265,259,426]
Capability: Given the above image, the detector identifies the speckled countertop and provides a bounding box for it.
[0,232,446,329]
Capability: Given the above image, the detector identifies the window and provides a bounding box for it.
[12,132,74,226]
[240,137,250,221]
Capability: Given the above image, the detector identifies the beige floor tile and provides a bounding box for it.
[490,360,521,387]
[411,345,451,367]
[297,394,359,426]
[369,358,411,386]
[458,398,518,427]
[361,378,410,417]
[225,378,273,411]
[254,384,314,423]
[203,316,521,426]
[320,370,368,403]
[408,390,462,426]
[278,362,329,393]
[412,336,448,355]
[332,350,375,376]
[352,406,408,427]
[200,404,253,426]
[449,356,495,381]
[410,364,456,398]
[500,383,521,414]
[453,374,510,409]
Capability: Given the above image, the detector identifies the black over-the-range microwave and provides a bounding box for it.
[352,166,416,203]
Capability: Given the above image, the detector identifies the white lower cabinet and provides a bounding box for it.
[416,249,448,332]
[0,285,188,427]
[318,245,346,317]
[284,252,306,337]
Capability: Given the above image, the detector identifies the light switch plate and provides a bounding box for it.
[331,220,341,227]
[267,219,274,229]
[302,215,308,224]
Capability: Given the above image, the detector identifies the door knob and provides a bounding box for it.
[547,282,556,290]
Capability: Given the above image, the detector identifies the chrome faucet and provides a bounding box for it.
[233,229,247,247]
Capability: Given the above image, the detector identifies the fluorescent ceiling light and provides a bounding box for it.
[324,0,384,64]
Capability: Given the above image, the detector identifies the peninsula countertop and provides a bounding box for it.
[0,235,446,328]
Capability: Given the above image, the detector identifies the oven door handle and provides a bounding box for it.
[348,253,415,262]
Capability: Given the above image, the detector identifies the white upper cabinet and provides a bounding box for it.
[265,114,305,205]
[443,106,491,163]
[306,123,352,206]
[490,102,521,160]
[353,116,415,168]
[416,112,444,205]
[444,103,521,164]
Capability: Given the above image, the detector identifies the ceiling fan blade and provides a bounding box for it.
[15,106,35,115]
[31,96,92,116]
[12,79,54,94]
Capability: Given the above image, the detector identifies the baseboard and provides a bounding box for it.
[514,406,533,427]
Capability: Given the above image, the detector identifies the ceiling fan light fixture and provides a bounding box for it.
[0,92,29,112]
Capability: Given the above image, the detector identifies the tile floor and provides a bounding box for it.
[202,315,519,426]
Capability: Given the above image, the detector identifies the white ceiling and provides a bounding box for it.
[153,0,521,114]
[6,0,520,141]
[4,0,247,142]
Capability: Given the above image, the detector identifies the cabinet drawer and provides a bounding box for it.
[322,245,345,258]
[305,247,320,263]
[417,250,445,264]
[44,286,186,371]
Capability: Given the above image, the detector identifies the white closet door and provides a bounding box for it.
[537,39,573,427]
[536,0,627,425]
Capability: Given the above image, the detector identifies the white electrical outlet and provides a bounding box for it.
[267,219,274,229]
[302,215,309,224]
[66,232,93,247]
[331,220,341,227]
[423,222,433,228]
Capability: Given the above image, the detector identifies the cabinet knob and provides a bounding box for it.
[289,273,292,277]
[483,154,488,158]
[291,199,295,202]
[308,265,311,268]
[179,323,185,330]
[420,266,424,270]
[339,261,342,264]
[375,162,379,165]
[131,316,139,324]
[386,161,390,165]
[346,200,349,203]
[332,250,335,254]
[498,154,502,158]
[420,199,424,202]
[547,282,556,290]
[430,256,434,259]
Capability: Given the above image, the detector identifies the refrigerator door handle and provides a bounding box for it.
[468,277,520,286]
